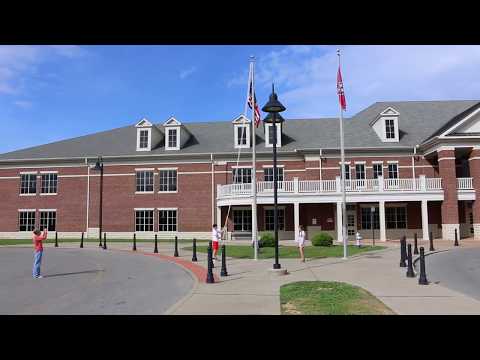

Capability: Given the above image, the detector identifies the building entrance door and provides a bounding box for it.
[346,205,357,240]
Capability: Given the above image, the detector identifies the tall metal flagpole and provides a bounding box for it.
[337,49,348,260]
[251,56,258,261]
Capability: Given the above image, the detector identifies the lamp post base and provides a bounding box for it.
[273,263,281,269]
[268,268,288,276]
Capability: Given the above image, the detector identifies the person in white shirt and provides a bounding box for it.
[295,225,306,262]
[212,224,222,261]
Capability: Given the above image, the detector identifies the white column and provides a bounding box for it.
[294,202,300,242]
[216,206,222,228]
[336,176,341,193]
[336,201,343,242]
[293,177,299,194]
[379,200,386,241]
[421,200,429,240]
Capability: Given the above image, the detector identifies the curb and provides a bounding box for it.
[413,249,450,269]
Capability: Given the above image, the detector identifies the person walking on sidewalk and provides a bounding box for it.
[296,225,306,262]
[32,228,48,278]
[212,224,221,261]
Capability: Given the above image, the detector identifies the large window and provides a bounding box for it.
[263,167,284,182]
[361,207,379,229]
[19,211,36,231]
[136,171,154,192]
[233,209,252,231]
[167,128,178,149]
[40,211,56,231]
[237,126,247,146]
[373,163,383,179]
[355,164,365,180]
[385,119,395,139]
[265,123,281,147]
[386,207,406,229]
[135,210,154,232]
[20,174,37,194]
[232,168,252,184]
[139,130,149,149]
[388,163,398,179]
[265,208,285,231]
[158,209,177,231]
[41,173,58,194]
[159,170,177,192]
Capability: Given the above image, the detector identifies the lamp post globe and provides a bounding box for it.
[262,84,285,270]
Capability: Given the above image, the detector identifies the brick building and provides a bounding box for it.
[1,100,480,242]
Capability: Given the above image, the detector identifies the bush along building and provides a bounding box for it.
[1,100,480,242]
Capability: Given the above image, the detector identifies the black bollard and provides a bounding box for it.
[399,235,407,267]
[209,241,215,268]
[103,232,107,250]
[80,232,84,248]
[99,233,103,247]
[429,231,435,251]
[418,247,429,285]
[192,238,198,262]
[454,228,459,247]
[413,233,419,255]
[206,243,215,284]
[220,244,228,277]
[55,232,58,247]
[406,244,415,278]
[133,233,137,251]
[154,234,158,253]
[174,236,179,257]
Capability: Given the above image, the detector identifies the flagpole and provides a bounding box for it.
[337,49,348,260]
[251,56,258,261]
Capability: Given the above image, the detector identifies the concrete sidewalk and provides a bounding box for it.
[5,240,480,314]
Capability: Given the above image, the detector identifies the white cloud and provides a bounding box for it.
[231,45,480,118]
[179,66,197,79]
[0,45,85,95]
[14,100,32,108]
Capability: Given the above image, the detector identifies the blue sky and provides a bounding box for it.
[2,45,480,153]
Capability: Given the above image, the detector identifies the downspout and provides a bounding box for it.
[211,153,215,226]
[85,157,90,236]
[319,148,323,181]
[412,145,417,180]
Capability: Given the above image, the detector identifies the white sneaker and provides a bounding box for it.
[35,275,43,279]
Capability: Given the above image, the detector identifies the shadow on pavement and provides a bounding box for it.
[44,269,104,278]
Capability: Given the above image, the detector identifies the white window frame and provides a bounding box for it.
[134,208,155,232]
[39,210,57,231]
[234,124,250,148]
[263,166,284,182]
[135,170,155,193]
[339,163,351,180]
[40,172,58,195]
[387,162,399,179]
[265,123,282,147]
[372,162,383,179]
[354,162,366,180]
[19,173,37,196]
[382,116,399,142]
[232,167,252,184]
[158,168,178,193]
[136,127,152,151]
[264,206,286,231]
[18,210,36,232]
[157,208,178,232]
[165,127,180,150]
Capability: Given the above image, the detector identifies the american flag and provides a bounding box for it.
[337,66,347,111]
[248,81,261,127]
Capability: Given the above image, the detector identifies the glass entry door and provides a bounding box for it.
[233,209,252,232]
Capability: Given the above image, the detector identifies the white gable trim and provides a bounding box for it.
[439,106,480,138]
[369,107,400,126]
[232,115,251,124]
[135,118,153,128]
[163,117,182,127]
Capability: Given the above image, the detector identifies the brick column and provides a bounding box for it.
[438,148,459,240]
[469,147,480,240]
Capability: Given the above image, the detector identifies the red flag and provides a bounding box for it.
[248,81,261,127]
[337,66,347,111]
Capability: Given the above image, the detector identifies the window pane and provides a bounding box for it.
[20,174,37,194]
[388,164,398,179]
[159,170,177,191]
[373,164,383,179]
[237,126,247,145]
[19,211,36,231]
[265,209,284,231]
[355,164,365,180]
[139,130,149,148]
[135,210,154,231]
[168,129,177,148]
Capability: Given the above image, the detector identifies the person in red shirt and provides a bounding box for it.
[32,228,48,278]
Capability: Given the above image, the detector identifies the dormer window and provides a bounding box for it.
[370,107,400,143]
[135,118,153,151]
[265,123,281,147]
[163,117,182,151]
[232,115,251,149]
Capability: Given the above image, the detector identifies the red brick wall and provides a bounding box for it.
[438,149,459,224]
[469,149,480,223]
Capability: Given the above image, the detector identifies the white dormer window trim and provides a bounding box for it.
[234,124,250,149]
[135,118,153,152]
[382,116,399,142]
[265,123,282,148]
[165,127,180,150]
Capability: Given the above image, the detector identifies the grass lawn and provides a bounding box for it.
[182,244,385,259]
[280,281,395,315]
[0,238,209,246]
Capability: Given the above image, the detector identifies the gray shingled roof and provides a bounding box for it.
[0,100,478,161]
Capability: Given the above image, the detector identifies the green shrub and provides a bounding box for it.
[311,232,333,247]
[258,232,275,247]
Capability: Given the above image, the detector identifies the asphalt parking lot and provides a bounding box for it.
[0,247,194,314]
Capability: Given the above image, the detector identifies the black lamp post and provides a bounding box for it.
[262,84,286,270]
[92,156,105,250]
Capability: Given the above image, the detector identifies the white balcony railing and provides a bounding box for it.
[457,177,474,190]
[217,176,446,198]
